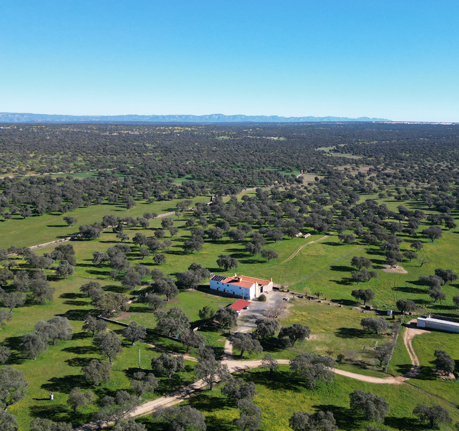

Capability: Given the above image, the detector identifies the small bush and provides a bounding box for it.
[258,294,267,302]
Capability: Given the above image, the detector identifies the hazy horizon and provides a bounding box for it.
[1,1,458,122]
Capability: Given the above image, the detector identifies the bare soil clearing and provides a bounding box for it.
[382,264,408,274]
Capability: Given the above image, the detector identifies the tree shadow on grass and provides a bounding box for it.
[239,258,265,265]
[3,336,25,364]
[2,348,25,365]
[71,331,90,340]
[84,270,113,278]
[335,328,378,339]
[60,292,86,299]
[165,250,188,256]
[392,286,425,294]
[321,241,343,247]
[395,362,413,375]
[330,265,354,272]
[413,299,430,306]
[104,285,128,293]
[408,279,429,287]
[93,386,119,400]
[365,249,386,257]
[56,234,76,239]
[433,304,457,312]
[312,404,358,431]
[384,416,424,431]
[331,299,358,306]
[156,374,189,395]
[145,334,186,355]
[186,392,234,412]
[29,403,71,423]
[412,365,437,381]
[260,338,290,353]
[65,357,94,367]
[128,306,153,314]
[124,366,149,380]
[62,345,98,355]
[370,258,388,267]
[41,374,89,394]
[330,278,352,286]
[76,263,109,271]
[198,415,236,431]
[63,300,88,306]
[60,309,90,321]
[240,370,302,393]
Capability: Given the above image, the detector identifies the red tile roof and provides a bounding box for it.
[229,299,251,311]
[222,277,253,289]
[211,274,271,289]
[237,275,271,285]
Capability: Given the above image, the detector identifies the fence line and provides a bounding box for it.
[384,314,404,373]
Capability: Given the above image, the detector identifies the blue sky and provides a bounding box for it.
[0,0,458,121]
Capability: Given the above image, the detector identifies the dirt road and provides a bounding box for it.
[399,319,428,379]
[277,235,330,265]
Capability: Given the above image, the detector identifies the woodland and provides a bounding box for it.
[0,122,458,431]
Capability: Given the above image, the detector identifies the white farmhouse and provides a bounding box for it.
[209,273,273,300]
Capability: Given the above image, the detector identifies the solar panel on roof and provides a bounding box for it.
[212,275,226,282]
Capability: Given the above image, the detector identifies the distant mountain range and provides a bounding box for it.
[0,112,389,123]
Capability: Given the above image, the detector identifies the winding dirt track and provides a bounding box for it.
[276,235,330,266]
[22,173,307,252]
[76,320,429,430]
[22,210,177,252]
[400,319,428,378]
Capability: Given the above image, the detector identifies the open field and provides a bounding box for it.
[120,290,232,327]
[273,301,397,364]
[408,330,459,405]
[0,195,211,249]
[137,367,459,430]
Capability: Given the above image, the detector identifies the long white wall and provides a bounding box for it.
[417,317,459,334]
[209,279,254,299]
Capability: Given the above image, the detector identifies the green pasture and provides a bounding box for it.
[271,301,396,364]
[137,366,459,430]
[51,171,101,179]
[386,325,412,377]
[30,213,325,291]
[121,290,232,329]
[408,331,459,405]
[0,195,210,249]
[1,188,459,428]
[288,228,459,313]
[5,317,196,429]
[0,272,199,429]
